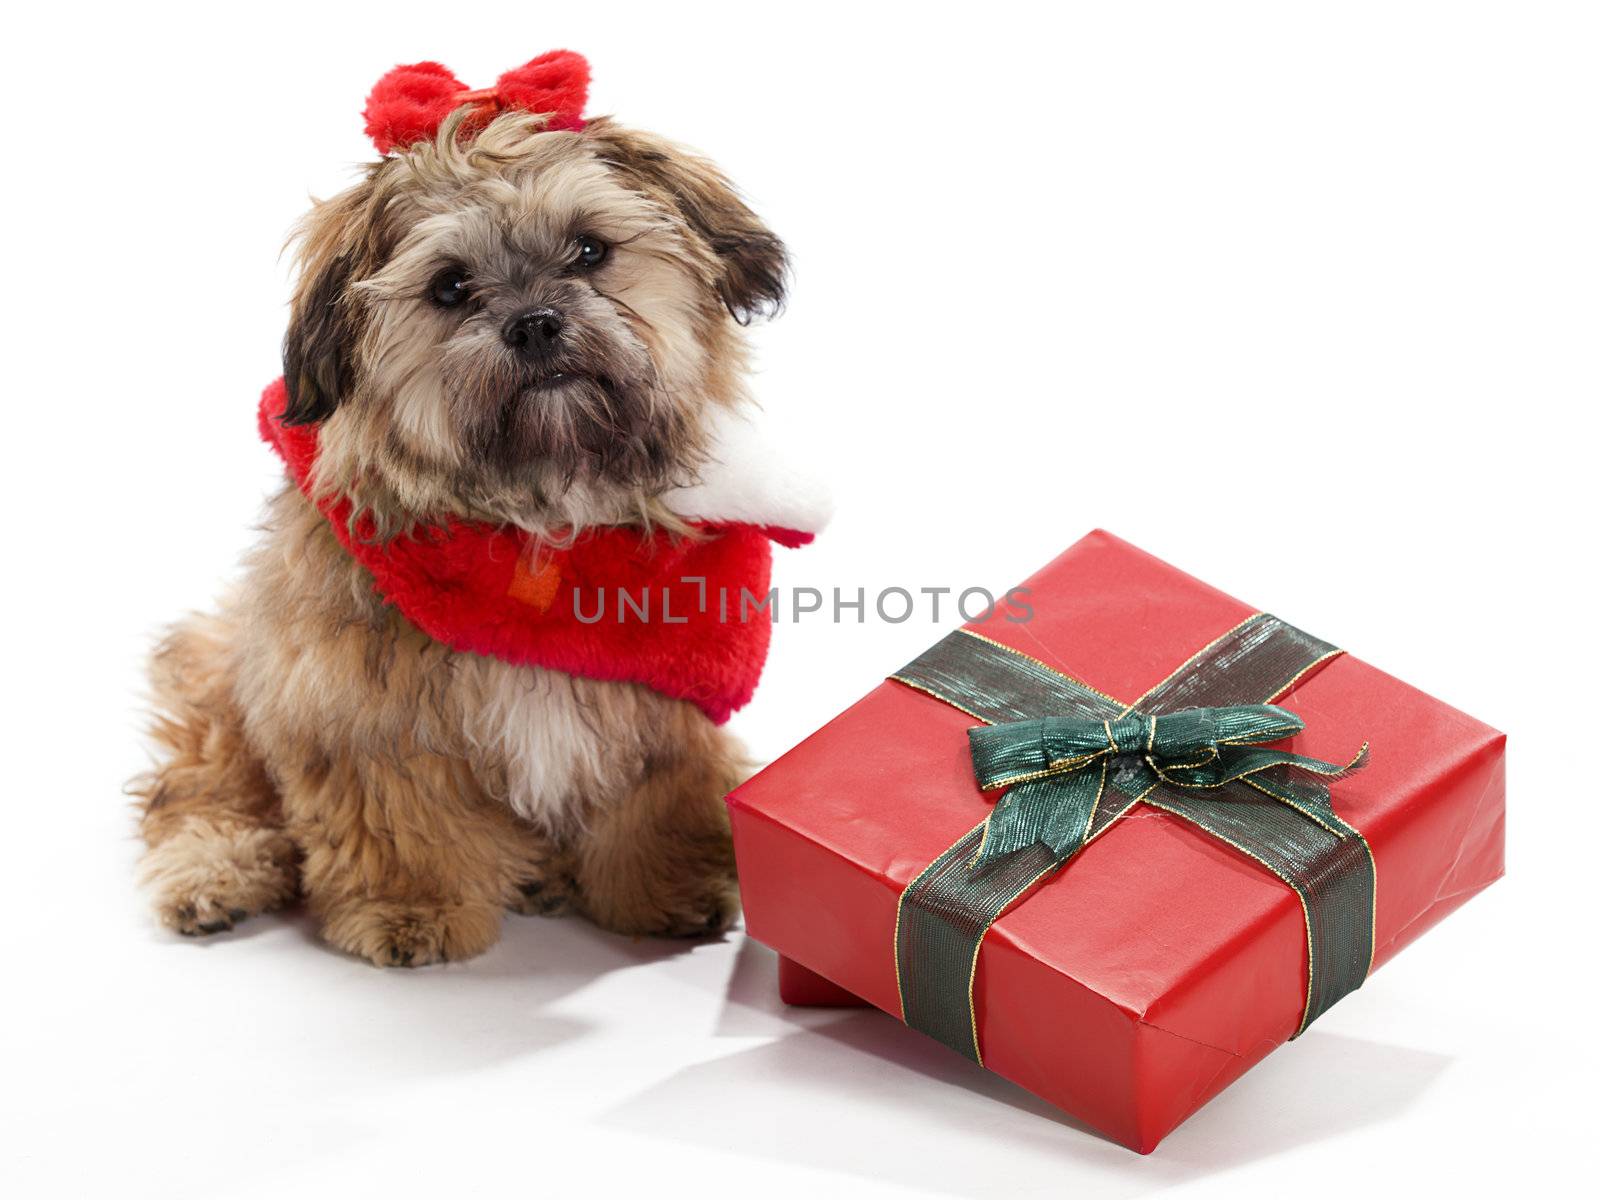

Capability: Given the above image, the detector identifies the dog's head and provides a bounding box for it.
[282,108,785,533]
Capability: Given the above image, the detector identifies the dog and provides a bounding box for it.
[130,53,815,967]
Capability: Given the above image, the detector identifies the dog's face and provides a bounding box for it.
[282,110,785,532]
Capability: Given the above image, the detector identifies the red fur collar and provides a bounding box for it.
[258,379,809,723]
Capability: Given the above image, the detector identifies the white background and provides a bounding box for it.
[4,2,1595,1196]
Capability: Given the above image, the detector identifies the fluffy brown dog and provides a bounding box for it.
[131,105,787,966]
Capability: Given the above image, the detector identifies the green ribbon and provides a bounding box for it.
[891,615,1378,1064]
[966,705,1368,869]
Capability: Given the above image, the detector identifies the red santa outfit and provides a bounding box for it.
[260,381,825,723]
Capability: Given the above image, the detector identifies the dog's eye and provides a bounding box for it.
[428,269,470,308]
[573,235,608,269]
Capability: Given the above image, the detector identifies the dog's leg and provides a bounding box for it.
[279,751,558,966]
[134,614,301,936]
[576,723,743,938]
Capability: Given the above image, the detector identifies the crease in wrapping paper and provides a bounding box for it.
[1137,1021,1245,1128]
[1374,750,1505,962]
[1134,1018,1241,1063]
[1432,752,1507,900]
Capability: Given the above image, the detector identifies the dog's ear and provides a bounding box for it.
[281,249,358,425]
[590,121,788,323]
[281,182,380,426]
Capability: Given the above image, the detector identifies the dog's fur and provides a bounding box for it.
[131,109,786,965]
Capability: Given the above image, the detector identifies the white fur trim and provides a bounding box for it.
[664,405,833,535]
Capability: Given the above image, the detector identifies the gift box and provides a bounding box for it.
[727,530,1505,1153]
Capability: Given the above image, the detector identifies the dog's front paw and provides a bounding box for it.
[319,898,502,967]
[140,820,300,937]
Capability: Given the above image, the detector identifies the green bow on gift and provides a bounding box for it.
[966,704,1368,869]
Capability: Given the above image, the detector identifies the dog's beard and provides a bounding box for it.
[439,323,686,488]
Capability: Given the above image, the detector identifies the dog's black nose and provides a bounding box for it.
[503,307,564,353]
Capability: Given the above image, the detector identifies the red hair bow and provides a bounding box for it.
[363,51,590,155]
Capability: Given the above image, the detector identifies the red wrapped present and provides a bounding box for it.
[727,530,1504,1153]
